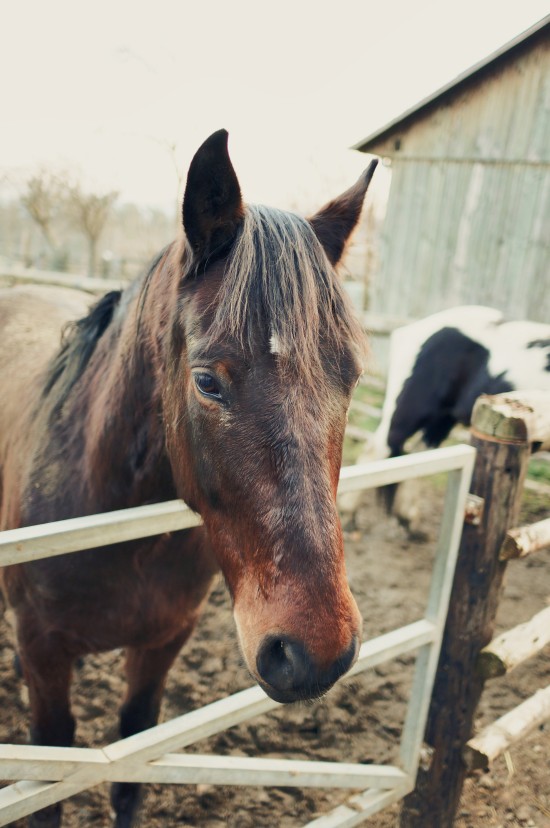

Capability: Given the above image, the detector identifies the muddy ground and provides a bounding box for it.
[1,480,549,827]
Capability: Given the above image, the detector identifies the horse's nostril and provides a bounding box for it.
[256,635,310,692]
[255,634,360,703]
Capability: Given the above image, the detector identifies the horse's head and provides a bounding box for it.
[163,130,377,703]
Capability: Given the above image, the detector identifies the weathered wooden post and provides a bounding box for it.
[400,392,550,828]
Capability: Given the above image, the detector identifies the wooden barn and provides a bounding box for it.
[354,15,550,324]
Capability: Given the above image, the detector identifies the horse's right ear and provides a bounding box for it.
[182,129,244,268]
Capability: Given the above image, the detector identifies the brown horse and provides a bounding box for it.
[0,130,377,827]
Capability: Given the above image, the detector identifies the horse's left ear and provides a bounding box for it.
[309,160,378,267]
[182,129,244,266]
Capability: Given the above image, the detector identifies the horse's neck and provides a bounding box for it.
[33,280,177,519]
[85,284,178,511]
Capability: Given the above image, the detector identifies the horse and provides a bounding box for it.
[352,305,550,521]
[0,129,377,827]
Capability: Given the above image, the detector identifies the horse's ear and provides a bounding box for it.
[182,129,244,266]
[309,160,378,267]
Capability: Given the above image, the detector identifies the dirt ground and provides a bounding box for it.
[1,479,549,827]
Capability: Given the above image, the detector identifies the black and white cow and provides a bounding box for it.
[354,306,550,518]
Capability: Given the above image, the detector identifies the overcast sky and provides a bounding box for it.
[2,1,548,213]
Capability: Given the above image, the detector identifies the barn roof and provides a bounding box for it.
[353,15,550,153]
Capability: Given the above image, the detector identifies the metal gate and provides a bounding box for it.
[0,444,475,826]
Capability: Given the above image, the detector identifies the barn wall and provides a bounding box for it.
[368,36,550,323]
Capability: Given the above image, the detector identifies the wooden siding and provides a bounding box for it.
[365,33,550,322]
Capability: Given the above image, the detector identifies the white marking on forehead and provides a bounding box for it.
[269,329,283,355]
[273,550,284,566]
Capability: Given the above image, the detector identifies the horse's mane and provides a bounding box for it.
[42,290,122,409]
[205,204,367,384]
[41,248,171,418]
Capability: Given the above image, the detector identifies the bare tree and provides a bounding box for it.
[68,185,118,277]
[20,168,66,253]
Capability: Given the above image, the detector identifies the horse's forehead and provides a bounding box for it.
[176,242,363,390]
[182,265,224,319]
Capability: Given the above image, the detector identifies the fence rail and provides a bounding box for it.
[463,685,550,771]
[476,607,550,679]
[0,445,475,827]
[0,266,127,295]
[0,500,201,566]
[500,517,550,560]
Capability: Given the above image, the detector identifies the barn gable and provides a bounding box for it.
[355,16,550,323]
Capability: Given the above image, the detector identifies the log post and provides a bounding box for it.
[399,394,534,828]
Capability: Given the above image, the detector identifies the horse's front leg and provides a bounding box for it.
[18,631,75,828]
[110,627,196,828]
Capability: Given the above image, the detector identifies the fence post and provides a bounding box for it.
[399,394,534,828]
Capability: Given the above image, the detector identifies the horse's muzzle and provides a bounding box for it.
[255,633,360,704]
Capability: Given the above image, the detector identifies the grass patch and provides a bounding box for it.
[520,489,550,523]
[342,380,383,465]
[527,457,550,484]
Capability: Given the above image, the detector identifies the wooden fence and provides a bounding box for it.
[0,266,127,295]
[400,390,550,827]
[0,446,475,826]
[1,384,548,826]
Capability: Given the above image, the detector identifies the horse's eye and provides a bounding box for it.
[194,372,223,401]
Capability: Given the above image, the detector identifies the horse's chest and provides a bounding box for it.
[101,533,217,649]
[12,529,218,654]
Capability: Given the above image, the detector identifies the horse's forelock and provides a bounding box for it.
[204,204,367,386]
